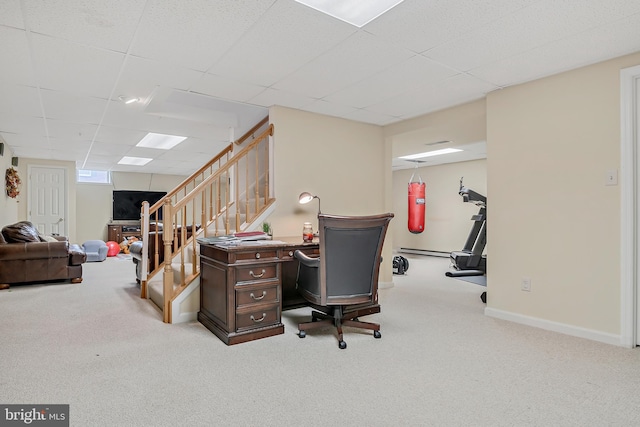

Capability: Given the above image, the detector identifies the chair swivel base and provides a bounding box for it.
[297,309,381,349]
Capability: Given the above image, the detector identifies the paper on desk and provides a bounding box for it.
[240,239,286,245]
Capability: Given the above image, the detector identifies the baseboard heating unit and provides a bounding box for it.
[398,248,449,258]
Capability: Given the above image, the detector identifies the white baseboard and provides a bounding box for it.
[484,307,622,347]
[379,280,394,289]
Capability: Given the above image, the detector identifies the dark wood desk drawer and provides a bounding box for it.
[235,264,277,283]
[235,249,278,261]
[281,246,319,261]
[236,284,279,308]
[236,305,280,331]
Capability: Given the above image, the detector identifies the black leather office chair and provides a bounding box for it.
[294,213,394,349]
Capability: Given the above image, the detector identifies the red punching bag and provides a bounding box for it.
[408,169,425,234]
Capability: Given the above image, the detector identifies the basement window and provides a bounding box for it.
[76,169,111,184]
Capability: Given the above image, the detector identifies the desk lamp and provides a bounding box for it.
[298,192,321,214]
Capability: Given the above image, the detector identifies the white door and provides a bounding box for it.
[29,166,67,236]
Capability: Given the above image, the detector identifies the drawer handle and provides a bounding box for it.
[250,313,267,323]
[249,269,266,278]
[250,291,267,301]
[288,251,294,257]
[255,253,261,259]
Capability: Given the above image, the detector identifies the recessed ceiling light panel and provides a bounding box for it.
[295,0,405,27]
[118,156,153,166]
[399,148,462,160]
[136,133,187,150]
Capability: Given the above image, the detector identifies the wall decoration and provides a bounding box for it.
[5,167,21,198]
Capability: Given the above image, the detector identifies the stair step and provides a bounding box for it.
[147,263,195,310]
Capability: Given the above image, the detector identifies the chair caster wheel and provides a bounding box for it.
[298,331,306,338]
[374,330,381,339]
[338,341,347,349]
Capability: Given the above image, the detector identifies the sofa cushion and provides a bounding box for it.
[2,221,41,243]
[39,233,59,243]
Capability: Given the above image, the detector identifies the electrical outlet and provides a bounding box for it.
[521,277,531,292]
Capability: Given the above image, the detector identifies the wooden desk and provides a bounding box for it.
[198,237,380,345]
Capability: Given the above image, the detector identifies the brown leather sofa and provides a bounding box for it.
[0,221,87,289]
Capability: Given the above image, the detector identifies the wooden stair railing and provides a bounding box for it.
[139,120,274,323]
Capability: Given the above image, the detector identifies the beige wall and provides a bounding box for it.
[487,51,640,336]
[386,99,486,158]
[3,158,185,244]
[76,171,186,244]
[385,99,488,254]
[0,141,19,226]
[392,159,486,253]
[268,106,394,283]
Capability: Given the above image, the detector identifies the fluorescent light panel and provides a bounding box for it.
[295,0,405,27]
[136,132,187,150]
[399,148,463,160]
[118,156,153,166]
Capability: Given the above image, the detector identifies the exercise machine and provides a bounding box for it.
[445,177,487,302]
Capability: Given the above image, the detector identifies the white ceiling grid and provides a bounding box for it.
[0,0,638,174]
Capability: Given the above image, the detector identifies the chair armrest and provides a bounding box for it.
[68,244,87,265]
[129,241,143,260]
[294,250,320,268]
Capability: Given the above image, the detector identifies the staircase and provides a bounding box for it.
[138,117,275,323]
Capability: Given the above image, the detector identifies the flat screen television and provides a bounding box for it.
[112,190,167,221]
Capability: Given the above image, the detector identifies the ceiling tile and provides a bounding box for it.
[114,56,204,102]
[93,125,147,146]
[323,55,458,109]
[367,74,496,118]
[173,138,230,154]
[248,87,315,109]
[22,0,145,52]
[341,108,397,126]
[191,74,266,103]
[0,27,36,86]
[471,12,640,86]
[273,31,414,99]
[301,100,359,119]
[39,89,107,122]
[207,0,356,86]
[131,0,275,71]
[32,34,124,98]
[11,146,55,158]
[0,84,41,116]
[0,0,24,28]
[89,141,131,156]
[1,133,49,147]
[45,119,99,140]
[424,0,640,72]
[0,113,46,137]
[365,0,538,54]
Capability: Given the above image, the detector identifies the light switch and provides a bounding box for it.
[606,169,618,186]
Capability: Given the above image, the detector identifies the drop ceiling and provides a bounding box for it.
[1,0,639,175]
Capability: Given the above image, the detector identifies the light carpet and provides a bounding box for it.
[1,255,640,426]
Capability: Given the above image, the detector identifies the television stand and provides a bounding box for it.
[107,223,141,243]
